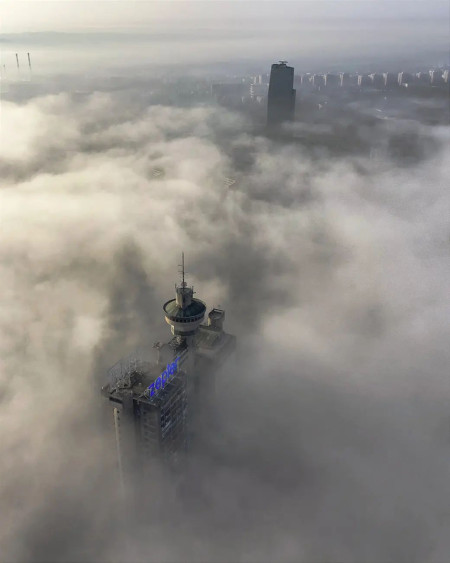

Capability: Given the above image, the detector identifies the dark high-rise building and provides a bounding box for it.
[101,254,236,490]
[267,61,296,128]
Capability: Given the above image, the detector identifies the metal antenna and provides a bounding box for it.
[15,53,19,69]
[178,252,186,287]
[27,53,31,70]
[182,252,185,287]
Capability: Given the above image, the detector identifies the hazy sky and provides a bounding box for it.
[2,0,449,33]
[1,1,448,74]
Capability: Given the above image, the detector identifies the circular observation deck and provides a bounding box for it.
[163,297,206,336]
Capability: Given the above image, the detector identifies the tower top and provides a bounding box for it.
[164,252,206,337]
[175,251,192,308]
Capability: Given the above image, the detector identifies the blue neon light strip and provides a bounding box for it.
[148,357,180,397]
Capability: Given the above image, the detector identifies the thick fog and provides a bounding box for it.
[1,71,450,562]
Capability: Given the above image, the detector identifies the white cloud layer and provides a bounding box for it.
[1,86,450,561]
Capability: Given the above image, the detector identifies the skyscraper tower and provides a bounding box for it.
[101,254,236,489]
[267,61,296,129]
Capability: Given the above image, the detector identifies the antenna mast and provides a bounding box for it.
[182,251,185,287]
[178,252,186,288]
